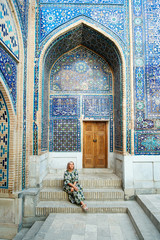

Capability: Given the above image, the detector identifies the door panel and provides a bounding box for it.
[83,121,108,168]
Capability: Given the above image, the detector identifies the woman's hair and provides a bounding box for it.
[67,161,75,170]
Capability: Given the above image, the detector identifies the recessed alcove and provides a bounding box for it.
[42,24,123,162]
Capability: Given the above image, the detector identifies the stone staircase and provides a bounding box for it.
[36,168,125,216]
[13,170,160,240]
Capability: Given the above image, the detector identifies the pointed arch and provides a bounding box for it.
[36,20,127,155]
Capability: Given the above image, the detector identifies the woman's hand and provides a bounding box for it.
[74,186,78,191]
[71,187,74,192]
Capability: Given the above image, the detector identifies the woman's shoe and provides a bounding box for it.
[81,204,88,211]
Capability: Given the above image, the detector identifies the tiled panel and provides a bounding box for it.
[0,0,19,58]
[0,46,17,111]
[50,46,112,93]
[40,0,124,4]
[82,95,111,119]
[135,132,160,155]
[50,96,80,119]
[133,0,160,154]
[0,91,9,189]
[144,0,160,119]
[49,119,81,152]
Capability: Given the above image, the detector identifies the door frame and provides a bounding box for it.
[82,120,109,168]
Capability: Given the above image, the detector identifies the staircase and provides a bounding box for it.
[36,168,125,216]
[13,170,160,240]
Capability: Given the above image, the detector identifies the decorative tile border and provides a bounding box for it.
[0,0,19,58]
[0,46,17,112]
[0,90,9,189]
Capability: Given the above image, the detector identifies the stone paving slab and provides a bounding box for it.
[34,213,139,240]
[137,194,160,232]
[35,200,160,239]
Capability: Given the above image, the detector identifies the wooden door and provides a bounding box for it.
[83,121,108,168]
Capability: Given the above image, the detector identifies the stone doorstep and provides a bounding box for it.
[34,201,160,240]
[39,187,124,201]
[136,195,160,233]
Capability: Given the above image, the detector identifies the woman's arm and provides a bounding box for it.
[68,182,78,191]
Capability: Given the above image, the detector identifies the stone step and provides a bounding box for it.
[36,200,127,216]
[34,201,160,240]
[21,221,44,240]
[136,194,160,233]
[50,168,114,174]
[42,173,122,188]
[39,187,124,201]
[12,228,29,240]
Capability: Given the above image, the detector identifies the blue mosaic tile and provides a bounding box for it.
[133,0,142,17]
[135,131,160,155]
[50,96,80,119]
[50,46,113,93]
[82,95,111,119]
[39,5,125,42]
[0,46,17,111]
[0,0,19,58]
[0,91,9,189]
[40,0,124,4]
[49,119,81,152]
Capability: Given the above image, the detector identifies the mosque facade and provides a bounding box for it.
[0,0,160,238]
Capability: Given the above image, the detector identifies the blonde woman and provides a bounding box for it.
[63,161,88,210]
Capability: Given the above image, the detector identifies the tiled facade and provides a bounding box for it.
[0,0,160,191]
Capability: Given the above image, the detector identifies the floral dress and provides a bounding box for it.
[63,169,85,204]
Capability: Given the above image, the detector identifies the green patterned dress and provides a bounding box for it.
[63,169,85,204]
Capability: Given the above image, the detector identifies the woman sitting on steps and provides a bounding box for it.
[63,161,88,211]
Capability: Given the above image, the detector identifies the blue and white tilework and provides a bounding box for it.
[133,0,160,154]
[0,91,9,189]
[82,95,111,119]
[50,96,80,119]
[40,0,124,4]
[0,46,17,111]
[39,4,126,42]
[0,0,19,58]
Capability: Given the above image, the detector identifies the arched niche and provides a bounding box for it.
[40,23,125,155]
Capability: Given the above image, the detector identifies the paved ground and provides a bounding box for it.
[39,213,139,240]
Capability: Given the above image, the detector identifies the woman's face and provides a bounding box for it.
[68,162,74,170]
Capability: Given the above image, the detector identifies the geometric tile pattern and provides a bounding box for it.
[39,4,125,42]
[0,46,17,111]
[50,46,112,93]
[0,91,9,189]
[49,119,81,152]
[0,0,19,58]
